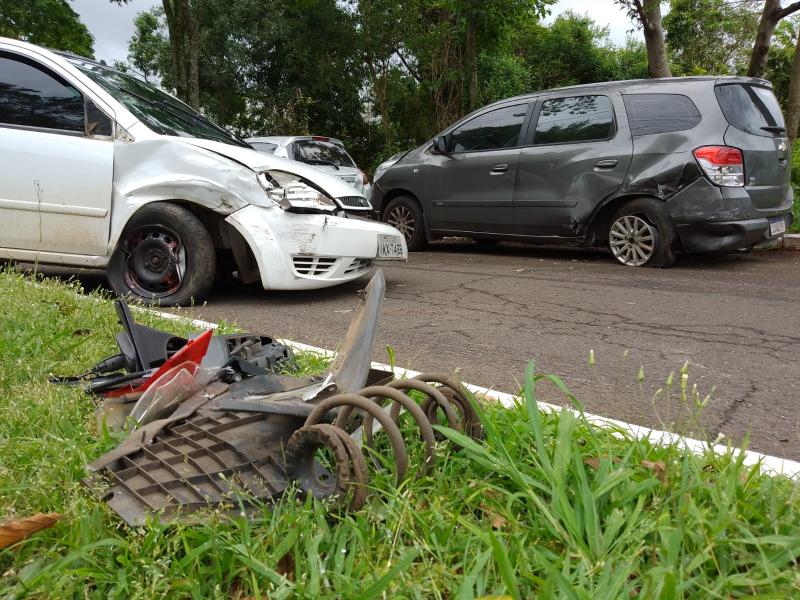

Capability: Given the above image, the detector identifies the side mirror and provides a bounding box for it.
[433,135,449,154]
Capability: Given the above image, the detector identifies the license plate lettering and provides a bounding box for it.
[377,234,404,258]
[769,216,786,236]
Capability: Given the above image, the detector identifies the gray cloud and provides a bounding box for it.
[71,0,159,64]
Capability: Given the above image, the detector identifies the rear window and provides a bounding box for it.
[293,140,355,168]
[623,94,701,136]
[250,141,277,153]
[715,84,785,137]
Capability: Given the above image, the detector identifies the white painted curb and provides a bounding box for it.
[146,307,800,479]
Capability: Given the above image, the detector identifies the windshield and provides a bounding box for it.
[293,140,356,168]
[65,57,248,147]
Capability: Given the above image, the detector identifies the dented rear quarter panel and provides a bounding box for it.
[607,80,730,221]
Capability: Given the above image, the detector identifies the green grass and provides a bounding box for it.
[1,269,800,599]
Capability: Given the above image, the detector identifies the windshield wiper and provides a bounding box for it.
[761,125,787,134]
[152,97,249,147]
[305,159,340,170]
[120,87,248,147]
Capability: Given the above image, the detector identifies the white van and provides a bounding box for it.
[0,38,407,305]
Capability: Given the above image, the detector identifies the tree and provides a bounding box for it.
[0,0,93,57]
[126,8,170,83]
[664,0,759,75]
[615,0,672,77]
[748,0,800,77]
[112,1,200,108]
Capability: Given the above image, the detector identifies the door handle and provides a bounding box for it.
[490,164,508,175]
[594,159,618,170]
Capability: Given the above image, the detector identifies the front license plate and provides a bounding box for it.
[769,216,786,236]
[377,234,405,259]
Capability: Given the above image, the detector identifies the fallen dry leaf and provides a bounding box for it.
[480,504,507,529]
[641,460,668,486]
[584,455,622,470]
[0,513,61,549]
[276,552,295,581]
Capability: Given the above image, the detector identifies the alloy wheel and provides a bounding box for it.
[609,215,656,267]
[387,205,416,242]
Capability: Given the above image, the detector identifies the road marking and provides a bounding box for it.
[142,307,800,479]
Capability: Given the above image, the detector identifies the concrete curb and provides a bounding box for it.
[145,307,800,479]
[760,233,800,250]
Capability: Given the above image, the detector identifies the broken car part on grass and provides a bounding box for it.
[61,270,482,525]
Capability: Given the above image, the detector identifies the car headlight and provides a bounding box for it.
[257,171,337,213]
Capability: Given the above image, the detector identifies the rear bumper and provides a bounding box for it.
[675,212,793,252]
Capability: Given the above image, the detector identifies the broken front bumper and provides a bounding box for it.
[224,205,408,290]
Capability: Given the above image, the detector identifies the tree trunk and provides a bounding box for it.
[748,0,780,78]
[162,0,186,101]
[642,0,671,78]
[464,16,478,111]
[179,0,200,109]
[786,32,800,143]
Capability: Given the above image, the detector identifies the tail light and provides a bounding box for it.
[693,146,744,187]
[361,170,370,185]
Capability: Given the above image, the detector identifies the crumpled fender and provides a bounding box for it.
[107,139,265,247]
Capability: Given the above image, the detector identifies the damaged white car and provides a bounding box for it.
[0,38,407,305]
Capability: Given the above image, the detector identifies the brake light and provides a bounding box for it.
[693,146,744,187]
[311,136,329,141]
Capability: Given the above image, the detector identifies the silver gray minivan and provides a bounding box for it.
[371,76,793,266]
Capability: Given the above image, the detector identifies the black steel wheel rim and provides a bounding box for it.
[122,225,186,298]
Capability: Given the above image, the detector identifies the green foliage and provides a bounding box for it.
[115,0,799,171]
[127,8,170,84]
[2,272,800,598]
[0,0,93,57]
[765,18,800,109]
[664,0,759,76]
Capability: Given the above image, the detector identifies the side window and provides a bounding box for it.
[623,94,701,136]
[449,105,527,153]
[534,95,614,144]
[0,55,85,132]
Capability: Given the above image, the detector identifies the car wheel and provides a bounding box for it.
[609,198,675,267]
[107,202,216,306]
[384,196,427,251]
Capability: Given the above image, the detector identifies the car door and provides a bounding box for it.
[513,94,633,236]
[427,103,531,234]
[0,50,114,255]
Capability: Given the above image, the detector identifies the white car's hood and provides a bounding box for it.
[177,137,363,199]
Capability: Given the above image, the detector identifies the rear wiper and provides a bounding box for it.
[761,125,787,134]
[306,159,339,170]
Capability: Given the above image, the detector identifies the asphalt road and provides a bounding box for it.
[34,243,800,461]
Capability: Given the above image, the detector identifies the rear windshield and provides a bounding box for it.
[623,94,701,136]
[715,83,785,137]
[293,140,355,168]
[250,141,278,153]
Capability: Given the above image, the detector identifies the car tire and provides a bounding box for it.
[609,198,676,267]
[384,196,427,251]
[107,202,216,306]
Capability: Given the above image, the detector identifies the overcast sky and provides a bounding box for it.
[72,0,633,65]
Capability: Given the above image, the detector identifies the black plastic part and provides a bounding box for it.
[114,300,187,371]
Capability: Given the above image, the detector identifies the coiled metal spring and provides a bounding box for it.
[284,374,483,510]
